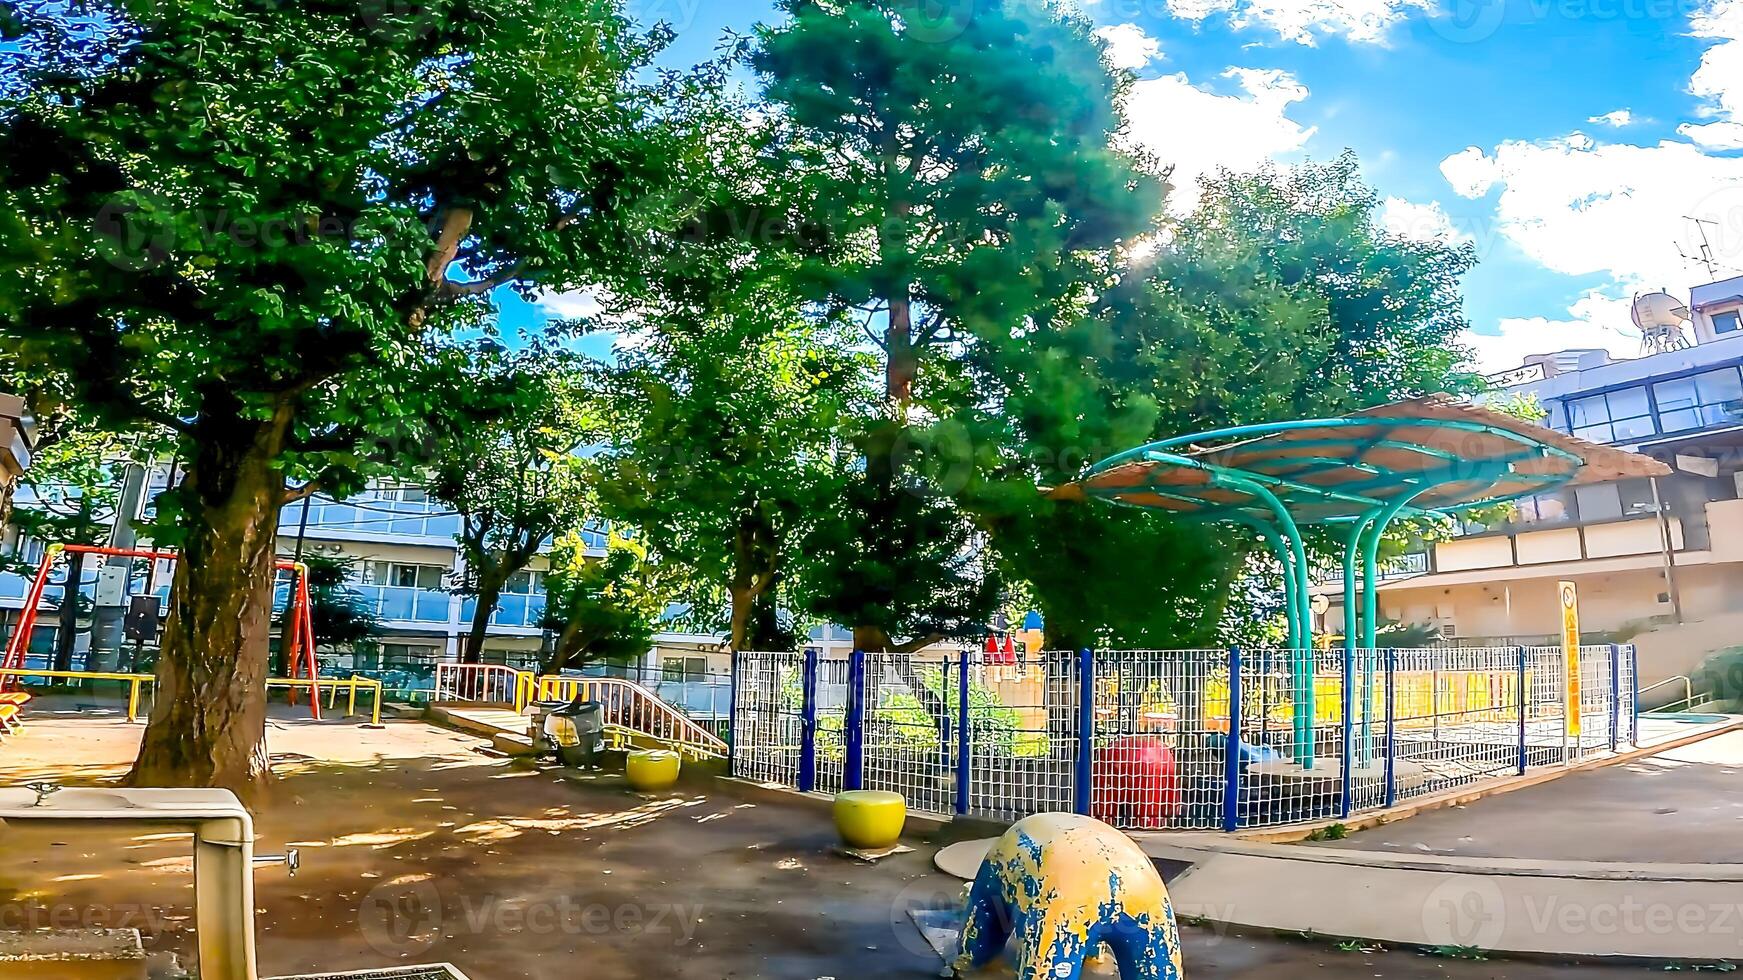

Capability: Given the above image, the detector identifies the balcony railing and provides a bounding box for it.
[277,495,462,540]
[460,592,546,629]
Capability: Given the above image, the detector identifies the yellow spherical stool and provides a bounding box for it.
[833,790,907,850]
[625,749,681,791]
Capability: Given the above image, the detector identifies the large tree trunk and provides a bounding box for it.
[51,547,86,674]
[461,572,506,664]
[127,410,289,793]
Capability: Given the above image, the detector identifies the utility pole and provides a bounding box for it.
[88,462,149,671]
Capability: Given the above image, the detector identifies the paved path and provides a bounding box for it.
[1320,730,1743,863]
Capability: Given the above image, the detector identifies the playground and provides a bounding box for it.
[0,700,1678,979]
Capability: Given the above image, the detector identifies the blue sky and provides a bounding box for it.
[519,0,1743,371]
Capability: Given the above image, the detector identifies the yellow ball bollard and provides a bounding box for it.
[625,749,681,791]
[833,790,906,850]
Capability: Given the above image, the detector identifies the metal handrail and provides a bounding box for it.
[537,674,728,760]
[433,663,528,709]
[1639,674,1693,707]
[0,668,383,724]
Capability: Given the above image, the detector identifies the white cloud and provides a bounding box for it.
[1679,120,1743,148]
[1093,23,1163,71]
[1120,67,1316,212]
[1163,0,1433,45]
[1462,292,1643,373]
[1439,136,1743,289]
[1691,0,1743,123]
[533,287,604,320]
[1378,197,1473,245]
[1587,109,1635,127]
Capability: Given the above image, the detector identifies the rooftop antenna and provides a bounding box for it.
[1677,216,1743,279]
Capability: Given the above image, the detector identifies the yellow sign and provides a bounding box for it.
[1560,580,1581,739]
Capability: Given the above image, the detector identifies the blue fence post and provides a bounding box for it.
[1222,647,1243,833]
[798,648,819,793]
[1382,648,1398,809]
[1516,645,1529,775]
[1074,648,1095,816]
[955,649,971,815]
[1630,644,1641,745]
[1608,643,1622,752]
[1338,642,1355,819]
[726,650,740,773]
[844,649,866,791]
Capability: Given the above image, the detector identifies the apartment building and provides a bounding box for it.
[1316,275,1743,670]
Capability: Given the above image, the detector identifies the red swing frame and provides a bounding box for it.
[0,544,322,718]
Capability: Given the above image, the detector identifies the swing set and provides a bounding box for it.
[0,543,325,719]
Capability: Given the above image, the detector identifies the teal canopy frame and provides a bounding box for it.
[1056,398,1625,772]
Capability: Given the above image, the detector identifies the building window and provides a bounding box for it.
[1567,386,1655,443]
[661,656,709,682]
[362,561,445,590]
[503,570,544,595]
[1513,492,1571,526]
[1653,366,1743,433]
[1572,478,1658,523]
[1714,310,1741,335]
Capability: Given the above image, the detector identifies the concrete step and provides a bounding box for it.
[0,928,148,980]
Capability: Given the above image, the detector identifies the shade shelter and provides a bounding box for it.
[1053,394,1670,769]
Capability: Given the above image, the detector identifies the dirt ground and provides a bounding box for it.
[1323,730,1743,863]
[0,699,1663,979]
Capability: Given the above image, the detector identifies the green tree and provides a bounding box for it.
[429,346,593,664]
[0,0,693,789]
[595,300,864,652]
[754,0,1161,652]
[977,155,1482,649]
[538,530,667,674]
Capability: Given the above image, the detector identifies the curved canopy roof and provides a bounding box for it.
[1051,395,1672,526]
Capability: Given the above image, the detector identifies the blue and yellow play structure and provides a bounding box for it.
[955,812,1183,980]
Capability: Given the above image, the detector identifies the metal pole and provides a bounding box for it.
[955,650,970,816]
[1383,648,1398,809]
[798,648,818,793]
[725,651,740,769]
[1649,476,1683,624]
[1222,647,1243,833]
[1516,646,1529,775]
[1074,648,1095,816]
[1339,632,1354,819]
[844,649,865,791]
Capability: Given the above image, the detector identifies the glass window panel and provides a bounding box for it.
[505,571,531,594]
[1695,367,1743,404]
[1605,386,1650,420]
[1618,479,1658,516]
[1574,483,1623,522]
[1611,414,1656,441]
[1654,377,1699,413]
[1714,311,1741,334]
[416,566,444,590]
[1568,394,1609,428]
[1659,408,1701,433]
[1572,422,1614,443]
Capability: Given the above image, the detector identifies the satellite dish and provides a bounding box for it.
[1631,290,1692,355]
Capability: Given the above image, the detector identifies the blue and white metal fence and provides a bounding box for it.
[731,644,1637,832]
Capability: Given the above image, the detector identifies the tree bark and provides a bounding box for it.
[126,408,289,794]
[461,572,507,664]
[52,547,86,674]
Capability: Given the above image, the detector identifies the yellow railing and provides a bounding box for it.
[0,668,385,725]
[266,675,384,726]
[535,674,728,760]
[0,667,155,723]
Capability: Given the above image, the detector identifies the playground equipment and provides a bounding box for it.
[955,812,1182,980]
[0,784,470,980]
[833,789,907,850]
[625,748,681,791]
[0,544,324,719]
[1055,395,1668,776]
[1091,736,1181,828]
